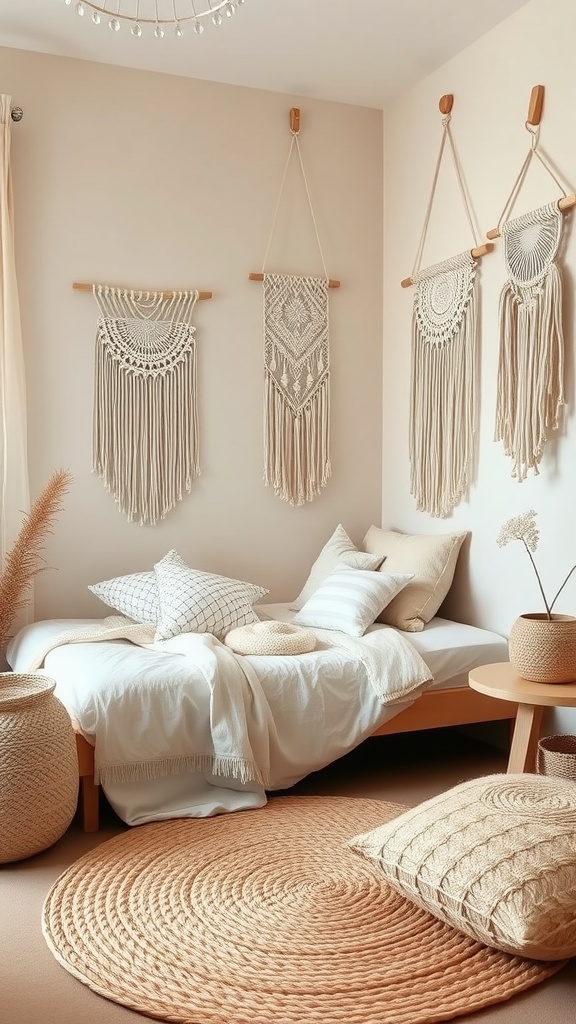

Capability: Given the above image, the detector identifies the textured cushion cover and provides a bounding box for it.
[292,565,413,637]
[362,526,467,632]
[291,524,384,611]
[348,773,576,961]
[88,570,158,624]
[154,549,268,641]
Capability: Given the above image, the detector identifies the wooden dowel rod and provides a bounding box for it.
[72,282,213,299]
[249,272,341,289]
[400,243,494,289]
[486,194,576,239]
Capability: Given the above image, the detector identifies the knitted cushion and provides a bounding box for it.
[224,621,316,656]
[293,565,413,638]
[155,550,268,642]
[290,525,384,611]
[362,526,467,632]
[348,773,576,961]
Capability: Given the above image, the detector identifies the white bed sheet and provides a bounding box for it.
[256,605,508,690]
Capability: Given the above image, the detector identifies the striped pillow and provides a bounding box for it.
[292,565,413,637]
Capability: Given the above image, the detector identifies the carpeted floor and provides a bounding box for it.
[2,727,576,1024]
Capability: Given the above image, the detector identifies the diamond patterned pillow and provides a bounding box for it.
[88,570,159,624]
[154,550,269,641]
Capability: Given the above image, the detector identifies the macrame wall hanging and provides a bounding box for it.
[73,279,212,526]
[250,108,341,507]
[487,85,576,482]
[402,95,493,519]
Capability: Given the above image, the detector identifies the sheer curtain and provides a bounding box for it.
[0,95,29,569]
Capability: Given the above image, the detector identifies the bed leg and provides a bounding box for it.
[80,774,100,833]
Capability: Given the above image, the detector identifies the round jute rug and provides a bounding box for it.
[42,796,562,1024]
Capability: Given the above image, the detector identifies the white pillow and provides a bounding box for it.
[88,570,158,624]
[154,549,269,641]
[291,524,384,611]
[292,565,413,637]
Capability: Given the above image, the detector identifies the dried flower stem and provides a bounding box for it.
[523,541,551,619]
[0,469,71,649]
[550,565,576,614]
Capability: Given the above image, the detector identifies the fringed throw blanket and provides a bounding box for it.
[92,286,199,525]
[494,202,565,480]
[410,251,478,518]
[263,273,331,506]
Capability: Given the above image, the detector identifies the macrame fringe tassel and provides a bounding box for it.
[495,263,564,481]
[264,376,331,507]
[95,753,269,788]
[410,281,478,518]
[93,343,199,525]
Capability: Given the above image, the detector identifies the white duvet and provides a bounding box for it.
[7,615,432,825]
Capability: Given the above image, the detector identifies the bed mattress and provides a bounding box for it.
[256,606,508,690]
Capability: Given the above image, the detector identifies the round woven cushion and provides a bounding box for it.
[0,672,78,863]
[41,796,562,1024]
[224,620,316,655]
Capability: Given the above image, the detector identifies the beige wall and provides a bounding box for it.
[382,0,576,731]
[2,46,383,616]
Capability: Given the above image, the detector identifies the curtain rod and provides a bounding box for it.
[11,107,23,122]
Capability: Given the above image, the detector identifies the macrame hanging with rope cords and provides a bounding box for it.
[91,285,200,526]
[488,86,576,481]
[250,108,340,507]
[403,95,492,519]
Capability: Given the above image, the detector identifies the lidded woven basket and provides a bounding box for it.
[0,672,78,863]
[508,613,576,683]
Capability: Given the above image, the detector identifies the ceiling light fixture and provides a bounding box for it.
[64,0,246,38]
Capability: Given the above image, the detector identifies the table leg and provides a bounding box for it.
[507,703,544,773]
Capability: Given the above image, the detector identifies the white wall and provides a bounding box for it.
[2,47,383,617]
[382,0,576,731]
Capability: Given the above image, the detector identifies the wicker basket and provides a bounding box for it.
[508,613,576,683]
[0,672,78,863]
[537,735,576,781]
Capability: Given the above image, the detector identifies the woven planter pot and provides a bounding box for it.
[0,672,78,863]
[508,613,576,683]
[537,735,576,780]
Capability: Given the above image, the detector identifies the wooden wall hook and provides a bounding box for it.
[290,108,300,133]
[527,85,544,127]
[439,94,454,115]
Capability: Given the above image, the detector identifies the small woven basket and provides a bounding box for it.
[537,735,576,781]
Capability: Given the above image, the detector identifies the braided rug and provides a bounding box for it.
[42,796,561,1024]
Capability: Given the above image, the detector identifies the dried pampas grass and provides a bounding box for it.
[0,469,71,649]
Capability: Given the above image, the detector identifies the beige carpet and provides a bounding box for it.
[42,794,562,1024]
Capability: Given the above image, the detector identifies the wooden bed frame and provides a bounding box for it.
[75,684,517,832]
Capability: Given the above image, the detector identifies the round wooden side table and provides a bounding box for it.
[469,662,576,773]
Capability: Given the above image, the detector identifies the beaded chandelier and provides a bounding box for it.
[64,0,246,38]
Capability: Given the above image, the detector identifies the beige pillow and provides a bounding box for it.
[348,773,576,961]
[291,524,384,611]
[362,526,466,631]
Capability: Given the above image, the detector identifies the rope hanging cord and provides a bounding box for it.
[92,285,200,526]
[260,127,331,507]
[493,124,571,482]
[409,114,481,518]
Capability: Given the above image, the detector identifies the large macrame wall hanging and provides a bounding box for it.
[487,85,576,482]
[402,94,493,519]
[249,108,341,507]
[73,280,212,526]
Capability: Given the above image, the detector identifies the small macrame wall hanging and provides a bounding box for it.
[402,95,493,518]
[250,108,340,507]
[73,280,212,525]
[488,85,576,481]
